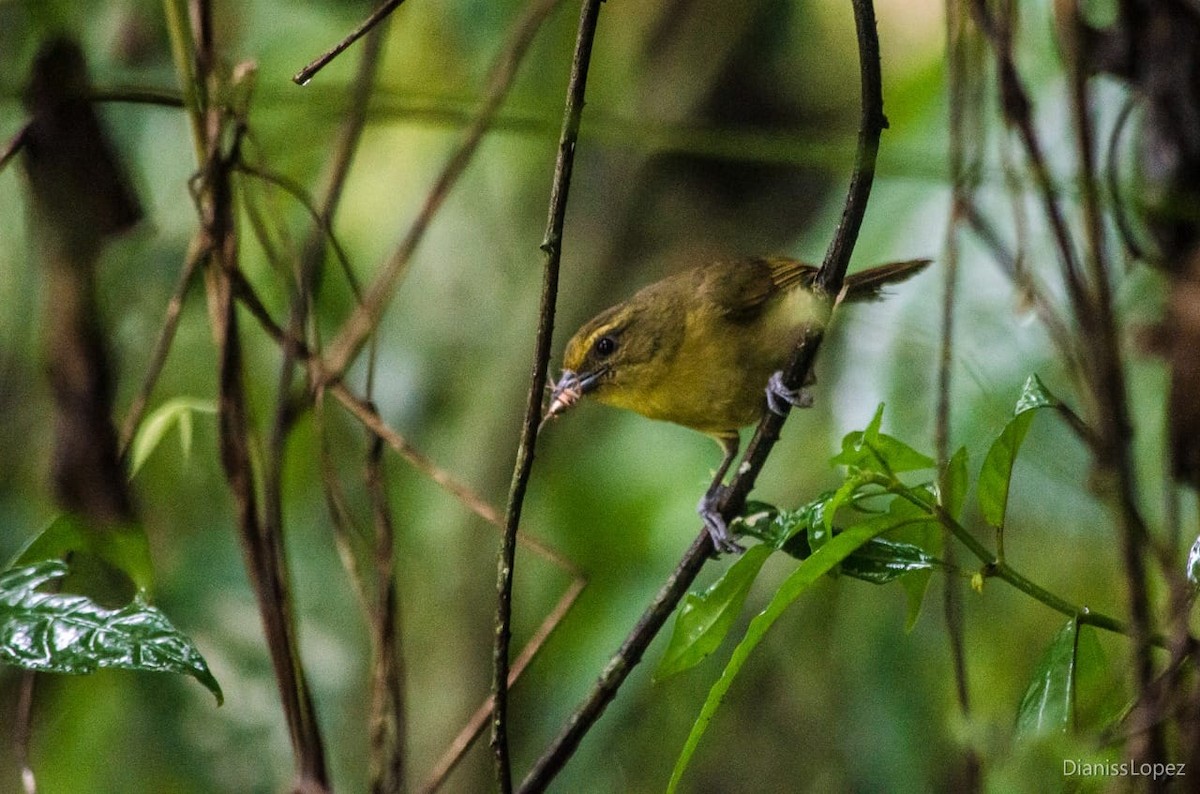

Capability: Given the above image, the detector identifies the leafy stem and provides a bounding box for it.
[883,477,1134,638]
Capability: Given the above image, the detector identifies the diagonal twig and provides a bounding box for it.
[293,0,410,86]
[117,233,208,456]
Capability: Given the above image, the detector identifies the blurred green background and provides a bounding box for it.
[0,0,1176,791]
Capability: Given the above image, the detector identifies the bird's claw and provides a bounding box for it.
[766,370,814,416]
[698,485,745,554]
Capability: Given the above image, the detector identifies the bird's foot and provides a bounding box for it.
[697,485,745,554]
[766,370,814,416]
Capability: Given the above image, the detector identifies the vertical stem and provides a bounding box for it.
[492,2,604,790]
[1064,6,1162,769]
[187,1,330,788]
[367,434,405,793]
[939,3,976,785]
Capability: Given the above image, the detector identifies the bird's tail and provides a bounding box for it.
[843,258,932,302]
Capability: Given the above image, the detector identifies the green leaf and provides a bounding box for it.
[129,397,216,477]
[1073,625,1123,732]
[977,412,1035,528]
[831,405,934,476]
[822,471,877,535]
[942,446,969,520]
[888,494,942,631]
[9,514,153,603]
[0,561,222,704]
[771,488,941,627]
[733,496,827,556]
[977,375,1062,529]
[1016,618,1077,738]
[839,538,936,584]
[868,434,936,474]
[666,519,893,793]
[1015,373,1061,414]
[655,544,773,680]
[830,404,884,471]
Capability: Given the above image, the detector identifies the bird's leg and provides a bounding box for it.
[766,370,815,416]
[697,433,745,554]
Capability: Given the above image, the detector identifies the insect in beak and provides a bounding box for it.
[540,366,607,430]
[542,371,583,429]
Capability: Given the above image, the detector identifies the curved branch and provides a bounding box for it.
[492,1,604,791]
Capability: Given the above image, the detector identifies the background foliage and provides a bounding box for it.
[0,0,1182,791]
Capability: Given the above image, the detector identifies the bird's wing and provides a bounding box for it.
[761,256,820,292]
[705,256,818,323]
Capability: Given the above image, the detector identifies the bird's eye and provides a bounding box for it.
[594,335,616,358]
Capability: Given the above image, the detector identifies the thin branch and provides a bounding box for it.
[0,123,29,176]
[90,88,184,108]
[297,24,408,791]
[292,0,409,86]
[519,1,887,789]
[228,271,576,572]
[1064,5,1161,768]
[327,382,504,526]
[366,432,406,793]
[967,0,1095,348]
[905,494,1144,641]
[940,0,974,776]
[317,376,588,787]
[186,0,330,787]
[320,0,565,383]
[118,234,208,456]
[233,163,355,281]
[518,532,713,793]
[314,388,373,615]
[223,145,588,788]
[1105,95,1148,264]
[962,202,1087,385]
[492,2,603,789]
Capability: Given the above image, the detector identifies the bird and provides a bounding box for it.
[543,255,930,552]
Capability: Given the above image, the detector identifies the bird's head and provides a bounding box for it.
[543,298,670,424]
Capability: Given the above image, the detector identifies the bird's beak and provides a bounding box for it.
[542,367,606,425]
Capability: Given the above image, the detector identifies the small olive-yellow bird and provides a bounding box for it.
[544,255,929,551]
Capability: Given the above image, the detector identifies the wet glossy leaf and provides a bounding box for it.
[655,544,773,681]
[1016,619,1077,738]
[1015,373,1061,414]
[734,496,828,554]
[729,501,782,546]
[0,561,222,704]
[1187,534,1200,588]
[667,519,893,793]
[839,538,936,584]
[978,375,1062,529]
